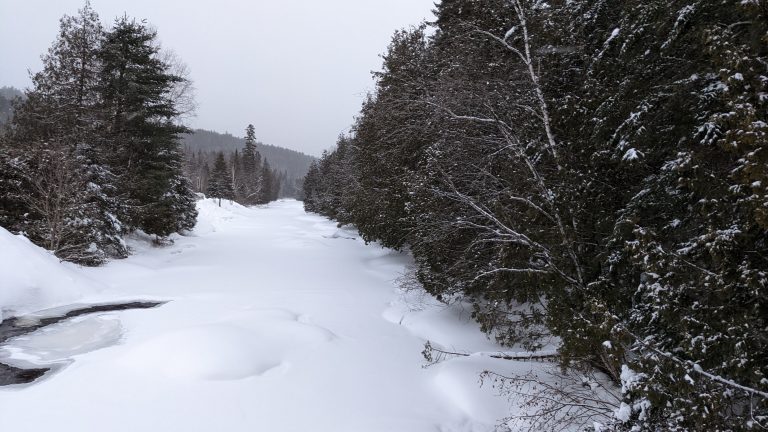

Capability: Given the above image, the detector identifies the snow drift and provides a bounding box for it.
[0,227,101,321]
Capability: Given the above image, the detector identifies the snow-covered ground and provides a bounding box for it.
[0,199,563,432]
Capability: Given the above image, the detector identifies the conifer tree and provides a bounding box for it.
[230,149,246,201]
[99,16,197,239]
[258,160,275,204]
[302,161,321,213]
[302,0,768,428]
[241,124,262,204]
[2,2,127,263]
[207,152,233,206]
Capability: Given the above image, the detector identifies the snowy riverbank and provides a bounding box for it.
[0,199,563,431]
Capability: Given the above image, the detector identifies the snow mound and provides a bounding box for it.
[197,197,250,213]
[119,317,334,381]
[193,198,254,235]
[119,324,280,380]
[0,227,102,321]
[196,198,250,218]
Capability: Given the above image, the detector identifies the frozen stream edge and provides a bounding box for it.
[0,199,562,432]
[0,302,164,385]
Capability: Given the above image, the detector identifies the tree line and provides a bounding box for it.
[187,124,284,206]
[181,127,316,196]
[0,87,24,126]
[303,0,767,430]
[0,3,197,265]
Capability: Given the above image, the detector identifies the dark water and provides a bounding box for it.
[0,301,163,386]
[0,363,49,386]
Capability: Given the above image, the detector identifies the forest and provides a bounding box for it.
[302,0,768,430]
[182,128,316,182]
[181,127,316,201]
[188,124,286,206]
[0,4,200,265]
[0,5,293,266]
[0,87,24,126]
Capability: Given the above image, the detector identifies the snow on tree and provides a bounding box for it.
[99,15,197,240]
[301,0,768,429]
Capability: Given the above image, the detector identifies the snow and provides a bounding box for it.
[0,227,102,322]
[596,28,620,60]
[620,364,644,394]
[432,356,516,424]
[622,148,642,161]
[614,402,632,422]
[384,286,502,354]
[503,26,517,41]
[0,199,561,432]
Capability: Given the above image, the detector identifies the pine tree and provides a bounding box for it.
[99,16,197,239]
[302,161,321,212]
[2,2,127,264]
[257,159,275,204]
[207,152,233,206]
[230,149,247,202]
[241,124,262,204]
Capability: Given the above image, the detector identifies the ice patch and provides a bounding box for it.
[0,315,123,366]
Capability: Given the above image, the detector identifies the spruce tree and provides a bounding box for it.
[99,16,197,239]
[2,2,127,264]
[241,124,261,204]
[258,160,275,205]
[302,161,321,213]
[207,152,233,206]
[230,149,246,201]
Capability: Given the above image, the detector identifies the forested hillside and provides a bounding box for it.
[182,128,316,197]
[186,125,290,204]
[303,1,768,430]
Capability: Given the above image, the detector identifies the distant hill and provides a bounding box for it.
[182,128,316,181]
[0,86,24,127]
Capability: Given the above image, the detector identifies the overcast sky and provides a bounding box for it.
[0,0,436,156]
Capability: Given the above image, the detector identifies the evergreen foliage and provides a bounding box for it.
[1,2,126,264]
[99,16,197,238]
[241,124,262,204]
[0,87,24,127]
[184,124,284,206]
[302,0,768,429]
[206,152,234,206]
[181,127,313,199]
[0,3,197,261]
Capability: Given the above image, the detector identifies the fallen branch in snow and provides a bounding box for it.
[422,341,559,366]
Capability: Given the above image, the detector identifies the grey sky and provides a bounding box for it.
[0,0,436,156]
